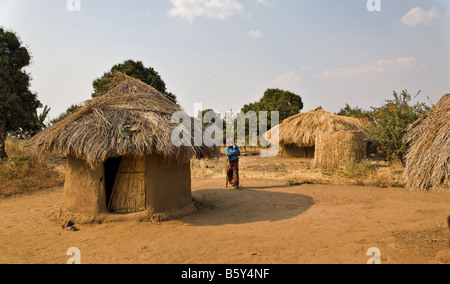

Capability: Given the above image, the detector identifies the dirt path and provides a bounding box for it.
[0,178,449,264]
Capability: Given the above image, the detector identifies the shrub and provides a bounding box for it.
[343,159,378,178]
[368,90,430,162]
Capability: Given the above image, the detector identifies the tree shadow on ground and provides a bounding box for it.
[184,187,314,226]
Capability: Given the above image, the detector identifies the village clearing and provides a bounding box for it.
[0,155,449,264]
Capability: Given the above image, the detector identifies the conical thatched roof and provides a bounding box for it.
[404,94,450,191]
[267,107,366,148]
[30,72,219,168]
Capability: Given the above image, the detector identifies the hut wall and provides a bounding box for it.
[314,131,366,169]
[63,156,106,215]
[282,144,315,158]
[145,154,192,213]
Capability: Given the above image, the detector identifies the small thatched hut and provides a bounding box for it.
[268,107,367,158]
[404,94,449,191]
[30,72,219,220]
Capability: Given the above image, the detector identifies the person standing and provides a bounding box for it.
[226,139,241,189]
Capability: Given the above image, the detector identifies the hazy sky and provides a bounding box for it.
[1,0,449,120]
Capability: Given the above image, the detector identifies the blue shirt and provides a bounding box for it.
[226,145,240,162]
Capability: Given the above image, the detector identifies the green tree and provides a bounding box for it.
[0,28,42,160]
[368,90,430,162]
[50,104,81,125]
[241,88,303,128]
[33,105,51,131]
[337,104,373,121]
[92,60,177,103]
[52,60,178,125]
[196,109,224,128]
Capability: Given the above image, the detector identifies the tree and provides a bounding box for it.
[241,88,303,128]
[33,105,51,132]
[0,28,42,160]
[92,60,177,104]
[368,90,430,162]
[197,108,229,144]
[52,60,178,125]
[337,104,373,121]
[196,109,224,128]
[50,104,81,125]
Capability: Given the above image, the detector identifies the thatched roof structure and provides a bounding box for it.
[404,94,450,191]
[30,72,219,168]
[267,107,367,148]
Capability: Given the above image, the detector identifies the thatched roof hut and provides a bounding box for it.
[31,72,217,169]
[404,94,450,191]
[30,72,219,220]
[267,107,367,158]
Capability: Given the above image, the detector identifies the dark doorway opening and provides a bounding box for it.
[104,156,122,210]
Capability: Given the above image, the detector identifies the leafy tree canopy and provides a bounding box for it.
[52,60,178,125]
[92,59,177,104]
[0,28,42,159]
[241,88,304,128]
[368,90,430,162]
[337,104,373,121]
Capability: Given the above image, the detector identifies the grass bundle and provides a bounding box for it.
[404,94,450,191]
[314,131,367,169]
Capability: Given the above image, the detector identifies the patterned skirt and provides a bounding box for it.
[226,160,239,188]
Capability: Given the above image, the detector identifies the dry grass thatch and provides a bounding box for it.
[267,107,367,148]
[314,131,367,169]
[404,94,450,191]
[29,72,219,169]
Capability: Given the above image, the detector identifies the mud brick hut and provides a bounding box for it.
[404,94,449,191]
[30,72,219,219]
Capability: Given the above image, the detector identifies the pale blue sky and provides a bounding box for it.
[1,0,449,119]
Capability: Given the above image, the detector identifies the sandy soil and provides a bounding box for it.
[0,176,449,264]
[192,152,404,188]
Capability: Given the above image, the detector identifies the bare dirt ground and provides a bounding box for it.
[1,151,449,264]
[1,172,449,264]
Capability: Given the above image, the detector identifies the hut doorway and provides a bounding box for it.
[106,156,146,214]
[104,156,123,208]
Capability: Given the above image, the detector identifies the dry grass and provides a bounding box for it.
[319,159,405,188]
[404,94,450,191]
[28,72,219,169]
[0,137,64,196]
[190,150,406,189]
[314,131,367,169]
[267,107,367,148]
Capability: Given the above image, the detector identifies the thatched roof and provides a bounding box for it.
[404,94,450,191]
[29,72,219,168]
[267,107,366,148]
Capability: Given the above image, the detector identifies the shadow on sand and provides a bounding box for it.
[184,186,314,226]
